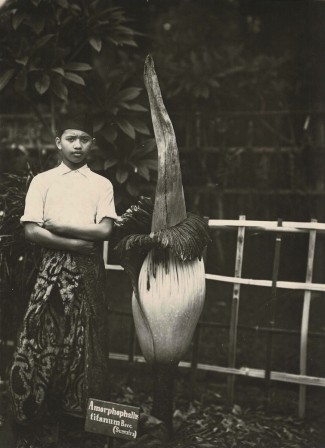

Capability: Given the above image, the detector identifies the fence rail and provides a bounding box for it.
[103,218,325,418]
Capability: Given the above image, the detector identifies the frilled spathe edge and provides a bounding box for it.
[113,197,210,262]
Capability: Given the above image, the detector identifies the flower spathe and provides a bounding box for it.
[133,250,206,364]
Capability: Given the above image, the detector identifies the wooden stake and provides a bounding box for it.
[299,219,317,418]
[227,215,245,404]
[264,219,282,409]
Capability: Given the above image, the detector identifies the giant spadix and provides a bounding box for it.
[114,55,210,431]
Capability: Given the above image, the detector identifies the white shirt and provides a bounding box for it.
[21,163,117,227]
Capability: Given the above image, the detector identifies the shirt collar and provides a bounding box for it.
[57,162,91,177]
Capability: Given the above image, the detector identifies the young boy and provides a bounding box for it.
[9,113,117,444]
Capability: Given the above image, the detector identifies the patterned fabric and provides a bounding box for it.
[9,248,109,424]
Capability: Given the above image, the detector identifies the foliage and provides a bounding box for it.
[0,0,157,205]
[83,65,157,204]
[171,402,320,448]
[144,0,305,205]
[89,136,157,207]
[0,0,137,104]
[0,170,40,341]
[150,1,293,112]
[0,172,31,237]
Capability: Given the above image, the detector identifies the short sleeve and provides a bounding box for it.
[95,180,118,223]
[20,176,45,225]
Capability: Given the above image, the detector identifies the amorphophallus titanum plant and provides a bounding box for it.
[114,55,210,433]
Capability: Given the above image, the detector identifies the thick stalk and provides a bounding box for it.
[152,363,177,436]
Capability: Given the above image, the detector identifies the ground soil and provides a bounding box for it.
[1,362,325,448]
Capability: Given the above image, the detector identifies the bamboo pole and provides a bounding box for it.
[227,215,245,404]
[103,266,325,292]
[208,219,325,232]
[108,353,325,387]
[264,219,282,408]
[204,274,325,292]
[104,220,325,246]
[299,220,317,418]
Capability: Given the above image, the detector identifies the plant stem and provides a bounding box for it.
[152,363,177,437]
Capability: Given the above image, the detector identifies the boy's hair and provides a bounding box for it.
[56,112,93,138]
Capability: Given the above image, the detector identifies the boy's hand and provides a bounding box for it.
[74,240,96,255]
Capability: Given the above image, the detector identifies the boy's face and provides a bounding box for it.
[55,129,94,169]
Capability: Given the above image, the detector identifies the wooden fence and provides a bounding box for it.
[103,218,325,418]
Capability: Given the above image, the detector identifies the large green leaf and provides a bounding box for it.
[35,73,50,94]
[117,37,137,48]
[117,118,136,139]
[129,139,157,161]
[114,25,136,34]
[64,62,92,71]
[93,116,106,132]
[104,158,118,169]
[12,11,26,30]
[116,167,129,184]
[101,126,118,143]
[136,165,150,181]
[142,138,157,152]
[51,77,68,101]
[127,117,150,135]
[0,69,15,91]
[29,14,46,35]
[123,103,147,112]
[143,159,158,170]
[115,87,141,103]
[64,72,85,86]
[51,67,65,76]
[35,34,55,48]
[89,36,102,52]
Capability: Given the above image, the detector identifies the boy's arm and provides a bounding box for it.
[44,217,114,241]
[24,222,95,255]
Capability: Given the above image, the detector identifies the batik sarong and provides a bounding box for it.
[9,247,109,424]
